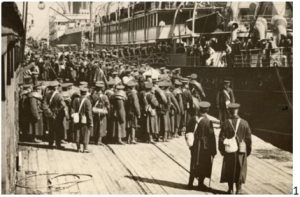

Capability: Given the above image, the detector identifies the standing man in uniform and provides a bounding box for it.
[186,101,217,191]
[173,79,185,137]
[71,87,93,153]
[43,81,69,149]
[216,80,235,123]
[218,103,252,194]
[92,81,110,145]
[125,80,141,144]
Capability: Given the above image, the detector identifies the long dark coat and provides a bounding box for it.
[172,88,184,131]
[187,115,217,178]
[43,91,68,145]
[218,117,252,184]
[143,91,159,134]
[126,89,141,129]
[111,91,127,138]
[28,92,44,137]
[93,92,110,138]
[71,96,93,145]
[167,90,180,134]
[61,91,71,139]
[216,87,235,122]
[182,88,193,128]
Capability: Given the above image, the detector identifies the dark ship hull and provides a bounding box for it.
[181,66,293,152]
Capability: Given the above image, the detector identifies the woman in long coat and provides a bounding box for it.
[218,103,252,194]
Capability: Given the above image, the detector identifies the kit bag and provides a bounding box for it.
[223,118,241,153]
[185,117,204,147]
[72,98,86,124]
[92,100,108,115]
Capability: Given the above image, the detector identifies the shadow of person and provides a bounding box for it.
[18,142,77,152]
[125,175,227,194]
[125,175,189,190]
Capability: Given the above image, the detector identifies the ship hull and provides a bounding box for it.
[50,31,82,47]
[179,67,293,152]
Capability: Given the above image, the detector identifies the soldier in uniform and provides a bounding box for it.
[71,87,93,152]
[28,83,44,142]
[143,82,159,143]
[43,81,69,149]
[186,101,217,191]
[125,80,141,144]
[19,84,32,141]
[216,80,235,123]
[111,84,127,144]
[182,78,193,134]
[173,79,185,137]
[218,103,252,194]
[189,73,206,101]
[166,81,181,140]
[92,81,110,145]
[61,83,72,143]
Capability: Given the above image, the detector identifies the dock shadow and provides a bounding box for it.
[125,175,227,194]
[18,142,78,153]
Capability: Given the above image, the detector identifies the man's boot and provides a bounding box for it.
[131,129,137,144]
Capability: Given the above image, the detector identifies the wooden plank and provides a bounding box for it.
[101,144,145,194]
[108,144,158,194]
[92,145,125,194]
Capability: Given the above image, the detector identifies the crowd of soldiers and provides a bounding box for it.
[19,47,252,194]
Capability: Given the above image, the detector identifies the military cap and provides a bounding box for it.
[79,81,88,86]
[107,80,115,86]
[112,71,118,75]
[224,80,231,84]
[173,68,181,73]
[174,79,182,86]
[61,83,73,88]
[190,73,198,80]
[80,86,88,93]
[160,67,166,70]
[181,77,189,83]
[116,84,125,90]
[23,84,32,89]
[95,81,105,88]
[127,80,137,87]
[228,103,240,109]
[125,68,131,73]
[139,68,146,73]
[158,81,169,87]
[152,78,158,82]
[199,101,211,108]
[48,80,59,87]
[144,82,153,89]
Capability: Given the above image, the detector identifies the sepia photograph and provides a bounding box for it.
[1,1,293,195]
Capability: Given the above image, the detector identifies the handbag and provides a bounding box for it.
[72,98,86,124]
[224,118,240,153]
[185,117,204,147]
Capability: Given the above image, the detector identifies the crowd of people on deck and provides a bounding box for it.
[19,46,252,194]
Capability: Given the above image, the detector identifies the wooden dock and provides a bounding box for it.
[14,128,292,194]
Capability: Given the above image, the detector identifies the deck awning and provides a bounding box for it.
[186,12,225,33]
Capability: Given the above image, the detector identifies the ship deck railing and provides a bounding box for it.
[238,15,293,29]
[165,47,292,67]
